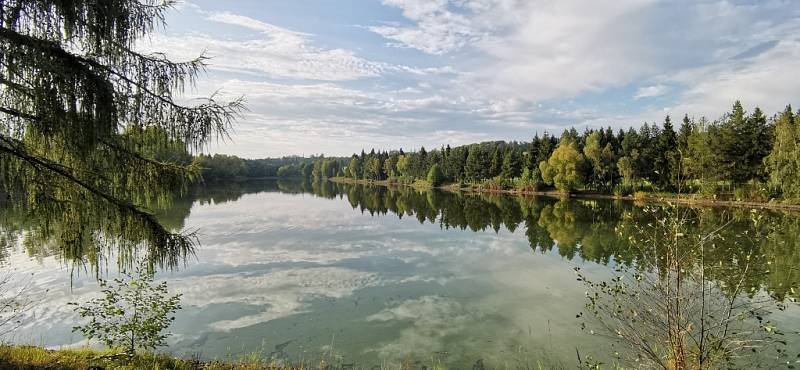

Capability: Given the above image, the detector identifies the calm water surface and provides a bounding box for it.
[4,180,800,368]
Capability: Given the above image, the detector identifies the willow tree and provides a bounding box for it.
[0,0,244,272]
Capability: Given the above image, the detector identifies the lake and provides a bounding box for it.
[3,180,800,368]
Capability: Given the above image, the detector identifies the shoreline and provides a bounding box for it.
[328,177,800,212]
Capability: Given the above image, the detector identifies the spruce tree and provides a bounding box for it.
[653,116,677,189]
[489,148,502,178]
[501,149,521,179]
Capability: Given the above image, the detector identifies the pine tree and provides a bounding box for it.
[527,134,541,171]
[718,101,748,183]
[653,116,678,189]
[741,107,772,181]
[677,115,693,160]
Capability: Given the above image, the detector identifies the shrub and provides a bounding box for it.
[514,168,542,192]
[70,263,181,355]
[613,184,634,196]
[733,182,770,203]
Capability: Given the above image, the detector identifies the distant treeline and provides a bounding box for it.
[309,101,800,202]
[134,139,333,181]
[190,154,329,181]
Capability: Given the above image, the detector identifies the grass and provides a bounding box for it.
[0,345,335,370]
[0,345,603,370]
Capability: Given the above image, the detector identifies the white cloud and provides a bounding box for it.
[171,267,379,331]
[369,0,481,55]
[366,295,487,358]
[667,39,800,120]
[148,1,800,157]
[142,9,389,81]
[148,33,384,81]
[471,0,663,101]
[370,0,524,55]
[634,84,669,100]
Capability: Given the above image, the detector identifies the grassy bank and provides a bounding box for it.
[0,346,334,370]
[328,177,800,211]
[0,345,576,370]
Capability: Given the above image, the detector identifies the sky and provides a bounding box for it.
[152,0,800,158]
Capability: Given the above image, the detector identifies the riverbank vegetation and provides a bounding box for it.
[0,345,348,370]
[308,102,800,204]
[0,345,576,370]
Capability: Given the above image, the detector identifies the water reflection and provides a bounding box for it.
[272,180,800,302]
[2,179,799,368]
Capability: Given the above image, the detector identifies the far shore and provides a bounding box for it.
[327,177,800,212]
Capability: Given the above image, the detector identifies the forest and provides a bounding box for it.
[305,102,800,202]
[191,154,321,180]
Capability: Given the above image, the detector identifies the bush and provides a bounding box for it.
[481,176,511,190]
[70,262,181,355]
[613,184,634,196]
[733,182,770,202]
[513,168,542,192]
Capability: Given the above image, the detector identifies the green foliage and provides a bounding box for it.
[576,205,795,369]
[501,149,522,179]
[363,157,382,180]
[616,155,636,186]
[194,154,247,179]
[652,115,677,189]
[195,155,317,180]
[514,167,542,191]
[465,145,488,181]
[682,118,718,193]
[539,141,587,192]
[311,158,339,179]
[122,127,192,166]
[70,263,181,355]
[489,148,503,178]
[426,164,445,187]
[307,100,797,202]
[395,155,410,178]
[277,164,301,178]
[383,155,398,177]
[348,156,362,179]
[0,0,244,268]
[1,345,398,370]
[765,106,800,200]
[583,132,616,190]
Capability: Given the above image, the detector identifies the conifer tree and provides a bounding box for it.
[0,0,244,269]
[501,149,521,179]
[653,116,677,189]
